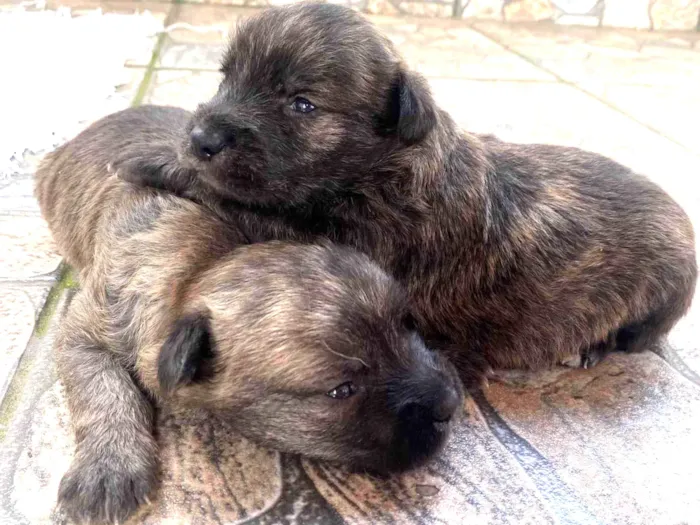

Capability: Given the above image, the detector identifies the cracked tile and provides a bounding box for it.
[485,353,700,525]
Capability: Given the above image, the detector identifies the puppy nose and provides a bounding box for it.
[397,385,460,425]
[432,386,460,423]
[190,126,228,160]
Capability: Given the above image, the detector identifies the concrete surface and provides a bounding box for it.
[0,1,699,524]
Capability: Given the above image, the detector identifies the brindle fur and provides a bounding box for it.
[120,3,697,379]
[35,106,463,524]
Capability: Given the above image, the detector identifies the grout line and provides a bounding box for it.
[168,0,263,8]
[0,211,42,218]
[125,62,568,83]
[424,75,559,83]
[653,342,700,389]
[125,64,221,73]
[471,389,604,525]
[469,23,699,156]
[130,2,182,107]
[0,277,58,285]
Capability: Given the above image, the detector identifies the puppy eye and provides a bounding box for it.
[291,97,316,114]
[326,382,356,400]
[403,312,417,331]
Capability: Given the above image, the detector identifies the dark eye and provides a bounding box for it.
[326,382,356,400]
[403,312,417,331]
[291,97,316,114]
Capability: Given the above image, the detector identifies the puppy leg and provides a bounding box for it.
[564,304,685,370]
[56,294,157,524]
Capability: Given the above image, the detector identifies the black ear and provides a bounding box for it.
[158,312,216,394]
[392,70,437,145]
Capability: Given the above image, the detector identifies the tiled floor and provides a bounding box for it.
[1,1,699,524]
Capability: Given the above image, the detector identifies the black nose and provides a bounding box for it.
[431,387,460,423]
[397,385,460,426]
[190,126,228,160]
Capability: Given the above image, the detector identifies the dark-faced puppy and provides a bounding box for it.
[35,106,463,525]
[121,3,697,381]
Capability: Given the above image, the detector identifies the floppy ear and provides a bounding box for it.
[392,70,437,145]
[158,312,216,394]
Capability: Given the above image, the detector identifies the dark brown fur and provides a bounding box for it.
[35,106,463,524]
[120,3,697,379]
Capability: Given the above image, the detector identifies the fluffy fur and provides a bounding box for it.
[35,105,463,524]
[121,3,697,380]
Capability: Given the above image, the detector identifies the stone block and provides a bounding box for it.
[394,1,454,17]
[503,0,556,21]
[0,217,61,279]
[462,0,504,19]
[0,178,41,217]
[651,0,700,30]
[144,70,222,110]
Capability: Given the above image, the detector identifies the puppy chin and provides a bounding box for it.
[347,425,453,475]
[193,164,314,209]
[184,153,256,202]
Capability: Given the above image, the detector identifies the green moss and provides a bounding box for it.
[63,266,79,290]
[131,3,181,108]
[0,265,77,440]
[34,264,76,338]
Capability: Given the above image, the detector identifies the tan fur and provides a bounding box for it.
[35,105,464,525]
[115,3,695,378]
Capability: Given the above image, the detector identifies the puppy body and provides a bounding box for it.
[121,4,697,378]
[36,106,463,524]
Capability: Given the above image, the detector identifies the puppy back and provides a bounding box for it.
[35,105,192,270]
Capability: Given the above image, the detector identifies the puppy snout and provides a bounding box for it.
[431,386,460,423]
[190,126,231,160]
[397,384,461,426]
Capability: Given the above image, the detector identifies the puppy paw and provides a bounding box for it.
[561,341,612,370]
[58,451,156,525]
[114,147,195,198]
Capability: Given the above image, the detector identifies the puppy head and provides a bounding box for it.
[183,3,437,207]
[158,243,462,472]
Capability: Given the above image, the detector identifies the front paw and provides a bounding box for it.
[561,340,613,370]
[58,451,156,524]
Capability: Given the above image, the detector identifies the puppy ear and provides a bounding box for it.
[158,312,216,394]
[392,70,437,145]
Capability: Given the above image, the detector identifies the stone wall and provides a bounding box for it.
[208,0,700,31]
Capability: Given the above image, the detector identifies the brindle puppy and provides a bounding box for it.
[121,3,697,380]
[35,105,463,524]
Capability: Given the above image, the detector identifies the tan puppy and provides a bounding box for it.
[35,105,463,524]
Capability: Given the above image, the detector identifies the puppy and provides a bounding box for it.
[121,3,697,380]
[35,105,464,524]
